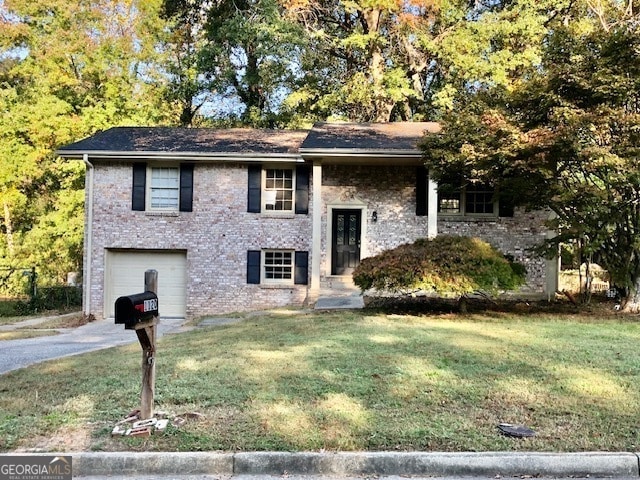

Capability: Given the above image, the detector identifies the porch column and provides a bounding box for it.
[427,169,438,238]
[311,161,322,293]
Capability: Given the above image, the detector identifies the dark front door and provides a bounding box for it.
[332,209,362,275]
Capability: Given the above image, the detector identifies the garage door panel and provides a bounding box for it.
[106,251,187,318]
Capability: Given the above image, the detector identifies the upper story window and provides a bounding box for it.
[132,163,193,213]
[248,164,309,215]
[438,183,496,216]
[264,168,294,212]
[150,167,180,211]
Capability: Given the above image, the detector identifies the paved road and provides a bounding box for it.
[72,476,640,480]
[0,316,188,375]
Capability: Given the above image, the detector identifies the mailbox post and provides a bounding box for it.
[114,269,159,420]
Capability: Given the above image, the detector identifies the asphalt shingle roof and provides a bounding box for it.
[57,123,441,159]
[300,122,440,152]
[58,127,309,156]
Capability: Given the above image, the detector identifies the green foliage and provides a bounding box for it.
[0,0,173,288]
[198,0,306,126]
[0,300,22,317]
[283,0,563,122]
[352,235,526,294]
[18,286,82,314]
[421,7,640,305]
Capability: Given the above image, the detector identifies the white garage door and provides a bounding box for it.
[105,250,187,318]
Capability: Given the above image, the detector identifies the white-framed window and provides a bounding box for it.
[149,166,180,211]
[263,168,294,212]
[262,249,294,284]
[438,183,496,216]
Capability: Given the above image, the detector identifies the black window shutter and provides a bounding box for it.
[294,251,309,285]
[132,163,146,211]
[416,166,428,216]
[499,195,515,217]
[295,165,310,214]
[179,164,194,212]
[248,165,262,213]
[247,250,261,284]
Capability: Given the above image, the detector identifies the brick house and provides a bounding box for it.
[57,122,557,320]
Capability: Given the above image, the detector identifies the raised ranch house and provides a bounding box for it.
[57,123,558,320]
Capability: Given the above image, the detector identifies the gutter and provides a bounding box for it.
[299,148,421,158]
[82,154,93,318]
[56,150,304,163]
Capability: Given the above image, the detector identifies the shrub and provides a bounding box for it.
[353,235,526,295]
[16,286,82,314]
[0,300,22,317]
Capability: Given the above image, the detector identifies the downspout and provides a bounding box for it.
[82,154,94,317]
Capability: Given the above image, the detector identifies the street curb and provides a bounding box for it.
[7,451,635,477]
[232,452,640,477]
[73,452,232,476]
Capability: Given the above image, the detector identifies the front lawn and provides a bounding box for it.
[0,309,638,452]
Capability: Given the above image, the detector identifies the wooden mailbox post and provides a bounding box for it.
[114,269,159,420]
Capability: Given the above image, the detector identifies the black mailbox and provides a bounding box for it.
[115,291,159,329]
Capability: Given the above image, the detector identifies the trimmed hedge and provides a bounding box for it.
[353,235,526,295]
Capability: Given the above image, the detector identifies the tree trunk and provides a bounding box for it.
[621,275,640,312]
[363,8,394,122]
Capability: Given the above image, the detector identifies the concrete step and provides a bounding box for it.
[321,276,359,294]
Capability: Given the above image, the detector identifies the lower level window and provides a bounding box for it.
[264,250,293,283]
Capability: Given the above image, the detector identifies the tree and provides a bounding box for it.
[160,0,216,126]
[199,0,305,126]
[421,3,640,309]
[0,0,170,291]
[284,0,437,122]
[283,0,567,122]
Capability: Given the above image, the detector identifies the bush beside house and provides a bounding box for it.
[353,235,526,295]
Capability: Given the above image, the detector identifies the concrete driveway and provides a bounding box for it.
[0,314,188,375]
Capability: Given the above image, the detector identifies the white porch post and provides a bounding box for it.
[427,169,438,238]
[311,161,322,293]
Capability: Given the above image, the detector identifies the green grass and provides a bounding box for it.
[1,309,639,453]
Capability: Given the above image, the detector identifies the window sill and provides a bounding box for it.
[438,215,498,223]
[260,212,296,219]
[144,211,180,217]
[259,283,297,289]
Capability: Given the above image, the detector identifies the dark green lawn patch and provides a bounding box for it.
[1,310,639,452]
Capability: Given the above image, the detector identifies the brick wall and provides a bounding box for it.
[87,161,311,320]
[320,165,549,291]
[86,162,551,319]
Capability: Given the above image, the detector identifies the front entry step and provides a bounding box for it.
[314,292,364,310]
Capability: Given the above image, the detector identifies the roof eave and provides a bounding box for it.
[300,149,423,165]
[300,148,421,157]
[56,150,304,163]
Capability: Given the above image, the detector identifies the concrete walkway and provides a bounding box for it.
[314,290,364,310]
